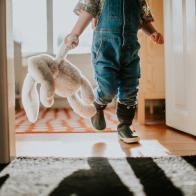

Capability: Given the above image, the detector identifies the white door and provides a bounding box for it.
[164,0,196,136]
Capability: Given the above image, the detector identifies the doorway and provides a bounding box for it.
[0,0,16,163]
[1,0,196,164]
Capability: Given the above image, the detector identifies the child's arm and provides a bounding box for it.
[64,0,100,48]
[64,10,94,48]
[141,22,164,45]
[139,0,164,45]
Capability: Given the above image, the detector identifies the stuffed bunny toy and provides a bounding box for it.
[22,35,96,123]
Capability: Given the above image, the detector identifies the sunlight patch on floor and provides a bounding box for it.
[16,133,170,158]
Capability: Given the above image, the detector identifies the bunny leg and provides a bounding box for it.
[67,92,96,118]
[80,76,95,104]
[22,73,39,123]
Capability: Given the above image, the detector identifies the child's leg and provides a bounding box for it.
[117,44,141,143]
[92,37,121,105]
[91,34,121,130]
[118,56,140,107]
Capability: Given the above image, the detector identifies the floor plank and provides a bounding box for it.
[16,123,196,157]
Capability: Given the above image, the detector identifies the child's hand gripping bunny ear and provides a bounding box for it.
[64,34,79,49]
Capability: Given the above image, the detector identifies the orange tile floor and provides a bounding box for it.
[15,108,124,133]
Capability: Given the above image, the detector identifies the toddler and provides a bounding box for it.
[65,0,164,143]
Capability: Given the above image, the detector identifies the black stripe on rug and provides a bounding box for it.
[50,158,133,196]
[0,164,9,189]
[182,156,196,169]
[0,164,8,172]
[0,174,9,189]
[126,157,183,196]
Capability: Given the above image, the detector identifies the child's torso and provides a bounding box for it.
[95,0,141,34]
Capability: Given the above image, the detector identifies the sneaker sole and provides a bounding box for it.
[119,135,140,144]
[91,120,106,132]
[92,126,106,133]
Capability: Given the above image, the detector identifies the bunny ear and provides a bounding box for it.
[22,73,40,123]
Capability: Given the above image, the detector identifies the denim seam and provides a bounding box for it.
[94,39,103,63]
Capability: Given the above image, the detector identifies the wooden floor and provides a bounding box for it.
[16,122,196,157]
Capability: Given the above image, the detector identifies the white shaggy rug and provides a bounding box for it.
[0,156,195,196]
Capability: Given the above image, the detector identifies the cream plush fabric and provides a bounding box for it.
[22,35,96,123]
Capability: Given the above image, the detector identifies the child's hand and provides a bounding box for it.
[151,32,164,44]
[64,34,79,49]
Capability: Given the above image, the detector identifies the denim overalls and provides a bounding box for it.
[92,0,141,107]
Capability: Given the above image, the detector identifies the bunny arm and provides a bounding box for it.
[22,74,40,123]
[67,92,96,118]
[28,54,55,107]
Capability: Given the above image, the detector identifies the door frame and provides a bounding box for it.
[0,0,16,164]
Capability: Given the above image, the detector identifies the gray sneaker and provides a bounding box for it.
[118,125,140,144]
[117,103,140,143]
